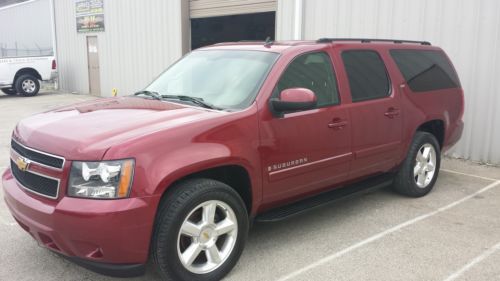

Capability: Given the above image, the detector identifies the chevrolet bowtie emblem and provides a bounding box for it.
[15,156,30,172]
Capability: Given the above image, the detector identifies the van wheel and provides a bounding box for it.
[1,88,17,95]
[151,178,249,281]
[15,74,40,97]
[393,131,441,197]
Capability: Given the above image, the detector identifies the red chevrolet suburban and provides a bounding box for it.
[2,39,464,280]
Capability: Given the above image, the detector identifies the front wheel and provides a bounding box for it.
[151,178,249,281]
[393,131,441,197]
[15,74,40,97]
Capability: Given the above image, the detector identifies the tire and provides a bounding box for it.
[151,178,249,281]
[393,131,441,197]
[1,88,17,95]
[15,74,40,97]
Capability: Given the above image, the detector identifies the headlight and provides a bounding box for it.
[68,159,135,199]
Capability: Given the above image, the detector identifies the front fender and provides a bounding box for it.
[153,144,255,193]
[145,143,261,215]
[102,106,262,213]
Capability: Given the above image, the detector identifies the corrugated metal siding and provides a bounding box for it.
[53,0,88,94]
[301,0,500,165]
[0,0,53,58]
[190,0,276,18]
[54,0,185,97]
[276,0,299,40]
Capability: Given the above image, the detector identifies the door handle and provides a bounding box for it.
[328,119,348,129]
[384,107,400,118]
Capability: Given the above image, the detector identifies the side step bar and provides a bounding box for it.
[255,174,394,223]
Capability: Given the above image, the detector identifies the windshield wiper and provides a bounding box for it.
[161,95,221,110]
[134,90,161,100]
[134,91,222,110]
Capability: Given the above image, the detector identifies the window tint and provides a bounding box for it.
[342,51,390,102]
[390,50,460,92]
[276,52,339,107]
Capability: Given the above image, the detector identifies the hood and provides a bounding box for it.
[13,97,221,160]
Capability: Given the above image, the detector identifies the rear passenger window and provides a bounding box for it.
[342,51,390,102]
[390,50,460,92]
[276,52,339,107]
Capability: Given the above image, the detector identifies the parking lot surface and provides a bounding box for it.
[1,92,499,281]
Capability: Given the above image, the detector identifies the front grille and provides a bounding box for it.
[10,160,59,198]
[11,140,64,169]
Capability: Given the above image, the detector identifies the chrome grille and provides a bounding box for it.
[11,139,65,169]
[10,160,59,199]
[10,139,64,199]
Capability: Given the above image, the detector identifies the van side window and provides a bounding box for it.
[390,50,460,92]
[276,52,339,107]
[341,50,390,102]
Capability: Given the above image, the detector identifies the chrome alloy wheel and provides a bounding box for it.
[414,143,437,188]
[177,200,238,274]
[21,79,36,93]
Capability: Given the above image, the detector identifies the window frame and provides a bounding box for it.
[271,50,342,110]
[341,49,393,103]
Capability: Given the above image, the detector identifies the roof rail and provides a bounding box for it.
[316,38,431,46]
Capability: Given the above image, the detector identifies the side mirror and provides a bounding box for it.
[270,88,317,117]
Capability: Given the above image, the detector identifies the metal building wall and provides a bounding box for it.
[0,0,53,58]
[300,0,500,165]
[190,0,277,18]
[276,0,301,40]
[54,0,186,97]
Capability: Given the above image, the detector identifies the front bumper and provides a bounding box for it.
[49,70,58,81]
[2,168,160,277]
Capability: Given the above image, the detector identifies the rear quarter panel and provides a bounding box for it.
[382,46,464,162]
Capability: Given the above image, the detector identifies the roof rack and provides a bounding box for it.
[316,38,431,46]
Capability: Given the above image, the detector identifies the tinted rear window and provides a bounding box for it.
[390,50,460,92]
[342,50,390,102]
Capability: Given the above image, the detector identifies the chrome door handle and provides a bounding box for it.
[384,108,400,118]
[328,119,348,129]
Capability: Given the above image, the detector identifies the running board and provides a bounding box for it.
[255,174,394,223]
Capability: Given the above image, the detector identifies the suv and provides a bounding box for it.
[2,39,464,280]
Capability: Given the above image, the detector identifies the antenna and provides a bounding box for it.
[264,36,274,47]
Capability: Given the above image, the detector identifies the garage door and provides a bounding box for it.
[190,0,277,18]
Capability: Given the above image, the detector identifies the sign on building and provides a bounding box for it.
[76,0,104,33]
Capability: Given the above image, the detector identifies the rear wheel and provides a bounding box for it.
[1,88,17,95]
[393,131,441,197]
[15,74,40,97]
[151,178,249,281]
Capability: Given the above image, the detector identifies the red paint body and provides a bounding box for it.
[2,41,464,266]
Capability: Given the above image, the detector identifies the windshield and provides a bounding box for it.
[145,50,279,110]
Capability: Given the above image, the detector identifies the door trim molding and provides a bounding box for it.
[268,152,353,182]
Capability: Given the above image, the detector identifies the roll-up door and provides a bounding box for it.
[190,0,277,18]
